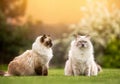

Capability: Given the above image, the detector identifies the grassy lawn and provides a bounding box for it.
[0,66,120,84]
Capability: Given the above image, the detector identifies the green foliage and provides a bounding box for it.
[0,20,33,63]
[0,64,7,70]
[0,0,31,64]
[102,37,120,68]
[51,38,70,67]
[0,69,120,84]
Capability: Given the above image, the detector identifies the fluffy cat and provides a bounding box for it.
[0,34,53,76]
[64,34,101,76]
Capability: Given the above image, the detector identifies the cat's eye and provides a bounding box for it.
[78,41,87,43]
[78,41,82,43]
[83,41,87,43]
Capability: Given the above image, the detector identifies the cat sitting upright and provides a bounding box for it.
[0,34,53,76]
[64,34,101,76]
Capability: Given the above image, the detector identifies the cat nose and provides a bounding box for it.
[46,41,52,47]
[82,44,84,47]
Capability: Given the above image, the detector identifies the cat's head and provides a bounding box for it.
[32,34,53,56]
[33,34,53,50]
[40,34,53,48]
[73,34,92,49]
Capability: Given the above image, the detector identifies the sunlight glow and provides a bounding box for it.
[26,0,86,24]
[25,0,118,24]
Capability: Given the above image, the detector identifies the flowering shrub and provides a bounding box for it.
[53,1,120,68]
[71,1,120,67]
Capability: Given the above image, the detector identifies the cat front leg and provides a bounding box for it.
[64,60,73,76]
[42,65,48,76]
[72,65,80,76]
[84,66,91,76]
[35,66,42,75]
[35,65,48,76]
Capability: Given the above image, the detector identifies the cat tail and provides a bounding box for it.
[97,64,102,72]
[0,70,10,76]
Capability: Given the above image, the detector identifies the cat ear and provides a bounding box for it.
[73,34,78,38]
[43,34,46,37]
[85,35,91,39]
[40,34,46,43]
[73,34,80,40]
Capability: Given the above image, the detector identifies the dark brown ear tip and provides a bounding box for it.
[40,34,46,43]
[40,37,44,43]
[43,34,46,37]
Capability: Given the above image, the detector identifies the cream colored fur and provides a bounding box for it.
[64,36,98,76]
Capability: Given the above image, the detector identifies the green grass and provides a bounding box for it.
[0,68,120,84]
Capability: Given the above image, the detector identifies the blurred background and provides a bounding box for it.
[0,0,120,68]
